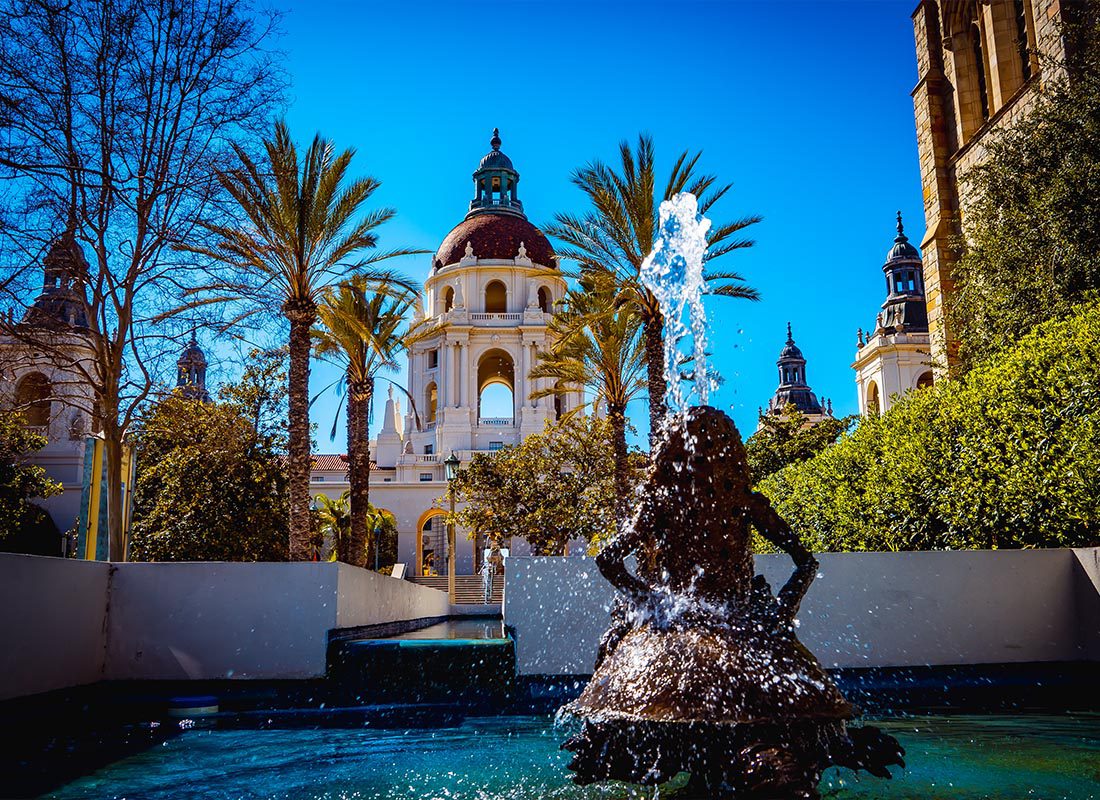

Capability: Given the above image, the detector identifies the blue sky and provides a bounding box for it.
[271,0,924,448]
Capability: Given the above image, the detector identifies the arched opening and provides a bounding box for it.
[485,280,507,313]
[554,393,563,421]
[477,348,515,422]
[916,371,934,390]
[537,286,551,313]
[866,381,881,416]
[425,381,438,425]
[417,511,447,577]
[15,372,51,427]
[443,286,454,313]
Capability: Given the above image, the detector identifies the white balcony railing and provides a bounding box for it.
[469,312,522,324]
[414,454,439,464]
[478,417,514,427]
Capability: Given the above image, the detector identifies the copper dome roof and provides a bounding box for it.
[433,214,556,270]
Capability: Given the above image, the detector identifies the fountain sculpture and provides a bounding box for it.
[561,195,904,798]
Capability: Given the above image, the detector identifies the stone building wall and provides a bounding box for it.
[910,0,1071,372]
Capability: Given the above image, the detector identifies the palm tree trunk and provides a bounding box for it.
[642,312,667,447]
[346,376,372,568]
[608,403,631,531]
[285,301,316,561]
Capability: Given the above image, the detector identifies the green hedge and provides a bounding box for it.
[758,302,1100,551]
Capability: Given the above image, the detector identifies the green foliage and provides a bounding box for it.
[745,405,855,486]
[217,347,289,444]
[758,303,1100,551]
[450,416,643,556]
[129,365,290,561]
[950,10,1100,369]
[0,411,62,546]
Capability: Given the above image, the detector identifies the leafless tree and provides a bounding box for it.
[0,0,284,560]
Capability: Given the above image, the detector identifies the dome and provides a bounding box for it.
[777,323,804,362]
[885,211,921,263]
[478,127,514,171]
[434,214,556,270]
[479,149,514,171]
[179,336,207,365]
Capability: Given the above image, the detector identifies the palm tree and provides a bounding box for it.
[529,274,647,526]
[315,491,351,561]
[546,134,761,443]
[190,121,420,560]
[313,277,423,567]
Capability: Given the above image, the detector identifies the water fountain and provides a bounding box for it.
[561,194,905,798]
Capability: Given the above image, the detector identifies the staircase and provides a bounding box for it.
[411,575,504,604]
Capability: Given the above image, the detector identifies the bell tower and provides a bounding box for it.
[852,213,934,415]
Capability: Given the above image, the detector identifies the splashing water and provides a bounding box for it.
[639,192,716,416]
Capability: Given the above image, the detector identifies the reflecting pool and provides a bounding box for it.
[43,713,1100,799]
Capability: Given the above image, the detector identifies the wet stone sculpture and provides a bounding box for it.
[562,406,904,799]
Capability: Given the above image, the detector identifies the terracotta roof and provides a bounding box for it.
[312,454,348,471]
[434,214,556,270]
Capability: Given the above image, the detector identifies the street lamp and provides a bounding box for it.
[444,451,461,604]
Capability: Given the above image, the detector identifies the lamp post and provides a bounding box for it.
[444,451,461,604]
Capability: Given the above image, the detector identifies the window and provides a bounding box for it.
[1014,0,1032,81]
[972,23,990,121]
[312,476,325,482]
[15,372,51,427]
[485,280,507,313]
[427,350,438,369]
[537,286,551,313]
[443,287,454,313]
[426,382,438,424]
[419,473,433,482]
[488,441,504,451]
[425,444,434,455]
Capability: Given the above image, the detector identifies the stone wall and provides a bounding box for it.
[0,556,451,700]
[504,548,1100,676]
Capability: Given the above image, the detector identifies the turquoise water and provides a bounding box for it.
[42,714,1100,799]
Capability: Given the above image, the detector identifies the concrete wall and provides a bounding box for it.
[0,555,110,700]
[0,556,451,699]
[334,562,451,629]
[504,548,1100,676]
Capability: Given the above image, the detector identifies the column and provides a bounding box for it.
[442,340,452,408]
[459,342,469,407]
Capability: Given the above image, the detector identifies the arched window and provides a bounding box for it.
[537,286,551,313]
[916,371,934,390]
[443,286,455,313]
[1014,0,1033,81]
[15,372,51,427]
[972,23,990,121]
[485,280,507,313]
[866,382,881,416]
[425,382,438,424]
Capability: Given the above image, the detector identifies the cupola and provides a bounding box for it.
[177,334,210,401]
[467,128,523,219]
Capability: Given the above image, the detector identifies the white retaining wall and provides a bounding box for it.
[0,556,450,700]
[504,548,1100,676]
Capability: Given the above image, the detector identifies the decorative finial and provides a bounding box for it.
[464,241,474,258]
[490,127,501,151]
[189,332,198,348]
[517,241,527,259]
[388,384,394,400]
[896,210,904,235]
[857,327,864,347]
[786,321,793,343]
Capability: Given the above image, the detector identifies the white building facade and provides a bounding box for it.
[0,230,98,542]
[852,214,934,415]
[311,130,582,577]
